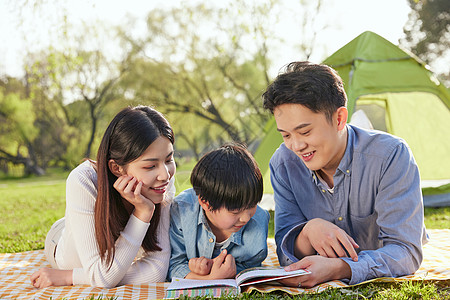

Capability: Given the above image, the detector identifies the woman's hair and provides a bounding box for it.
[262,61,347,123]
[190,143,263,211]
[95,105,174,267]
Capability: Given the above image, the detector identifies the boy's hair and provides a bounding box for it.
[190,143,263,211]
[262,61,348,123]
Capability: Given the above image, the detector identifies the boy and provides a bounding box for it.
[262,61,427,287]
[168,143,270,280]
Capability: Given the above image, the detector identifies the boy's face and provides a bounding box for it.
[273,103,347,175]
[200,198,257,238]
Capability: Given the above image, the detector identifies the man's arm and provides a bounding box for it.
[340,142,426,284]
[271,160,358,264]
[274,142,425,286]
[270,161,310,265]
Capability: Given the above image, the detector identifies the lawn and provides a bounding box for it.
[0,166,449,299]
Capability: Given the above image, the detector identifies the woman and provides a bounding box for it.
[31,105,176,288]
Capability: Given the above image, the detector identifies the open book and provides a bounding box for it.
[164,266,311,298]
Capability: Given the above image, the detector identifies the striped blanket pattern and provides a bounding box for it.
[1,229,448,299]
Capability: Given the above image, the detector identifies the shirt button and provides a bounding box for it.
[209,238,214,243]
[338,217,343,221]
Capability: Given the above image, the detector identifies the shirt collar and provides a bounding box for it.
[336,124,354,177]
[197,208,244,246]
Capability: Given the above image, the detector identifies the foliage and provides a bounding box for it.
[0,0,334,172]
[424,207,450,229]
[118,1,277,154]
[401,0,450,86]
[24,32,128,162]
[0,80,43,175]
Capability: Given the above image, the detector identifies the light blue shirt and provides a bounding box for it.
[168,188,270,280]
[270,124,428,285]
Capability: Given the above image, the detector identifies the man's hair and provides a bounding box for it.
[190,143,263,211]
[262,61,348,122]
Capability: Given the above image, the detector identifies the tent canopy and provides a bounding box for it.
[255,31,450,206]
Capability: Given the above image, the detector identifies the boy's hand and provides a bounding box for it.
[189,256,213,275]
[208,250,236,279]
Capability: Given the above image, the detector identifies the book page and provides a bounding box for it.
[166,277,238,290]
[235,266,311,286]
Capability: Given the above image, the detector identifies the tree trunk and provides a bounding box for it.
[84,104,97,159]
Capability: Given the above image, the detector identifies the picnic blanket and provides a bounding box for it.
[1,229,449,299]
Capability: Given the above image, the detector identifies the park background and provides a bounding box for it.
[0,0,449,298]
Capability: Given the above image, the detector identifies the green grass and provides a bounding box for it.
[0,180,66,252]
[424,207,450,229]
[0,166,449,299]
[0,165,448,252]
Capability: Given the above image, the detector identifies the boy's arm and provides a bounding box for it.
[167,202,191,280]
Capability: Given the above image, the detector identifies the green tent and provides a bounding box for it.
[255,31,450,207]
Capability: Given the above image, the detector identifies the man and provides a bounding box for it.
[262,61,427,287]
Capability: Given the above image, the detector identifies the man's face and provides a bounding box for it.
[273,103,347,174]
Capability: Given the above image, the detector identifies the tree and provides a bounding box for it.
[117,0,331,157]
[401,0,450,85]
[118,1,278,153]
[3,0,333,169]
[24,23,131,161]
[0,79,44,175]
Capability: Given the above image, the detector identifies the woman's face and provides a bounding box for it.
[123,136,176,204]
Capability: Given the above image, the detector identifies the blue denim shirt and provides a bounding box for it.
[168,188,270,280]
[271,124,428,285]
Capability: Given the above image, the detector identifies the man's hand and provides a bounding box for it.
[280,255,352,288]
[30,267,73,289]
[296,218,359,261]
[208,250,236,279]
[189,256,213,276]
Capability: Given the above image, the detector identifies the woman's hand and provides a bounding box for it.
[113,175,155,223]
[30,267,73,289]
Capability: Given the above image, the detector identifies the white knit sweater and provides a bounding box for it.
[54,160,172,287]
